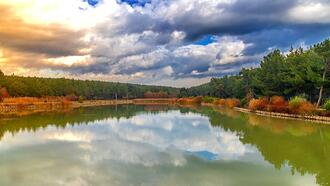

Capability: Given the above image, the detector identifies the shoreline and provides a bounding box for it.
[233,107,330,124]
[1,98,330,124]
[0,100,133,116]
[72,100,133,108]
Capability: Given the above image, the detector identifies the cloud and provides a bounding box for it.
[1,0,330,86]
[288,1,330,24]
[0,20,86,57]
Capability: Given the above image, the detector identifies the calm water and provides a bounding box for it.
[0,105,329,186]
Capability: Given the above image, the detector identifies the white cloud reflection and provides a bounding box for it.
[0,110,254,166]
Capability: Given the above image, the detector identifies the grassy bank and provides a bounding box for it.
[197,96,330,124]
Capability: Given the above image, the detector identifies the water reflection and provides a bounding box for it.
[205,107,330,186]
[0,105,325,186]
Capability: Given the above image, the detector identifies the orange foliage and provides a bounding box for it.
[177,97,202,105]
[214,99,226,106]
[65,94,79,101]
[61,99,72,107]
[4,97,40,104]
[267,96,288,113]
[0,87,10,102]
[0,87,9,98]
[3,96,67,104]
[225,99,240,108]
[248,98,269,111]
[289,101,315,115]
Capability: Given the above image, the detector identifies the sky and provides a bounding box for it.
[0,0,330,87]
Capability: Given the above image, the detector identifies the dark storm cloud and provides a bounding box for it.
[109,0,330,46]
[92,0,330,78]
[241,24,330,55]
[107,0,301,41]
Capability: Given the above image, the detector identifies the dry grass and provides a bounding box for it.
[248,98,269,111]
[3,97,67,104]
[225,99,241,108]
[177,97,202,105]
[288,96,316,115]
[214,99,226,106]
[267,96,288,113]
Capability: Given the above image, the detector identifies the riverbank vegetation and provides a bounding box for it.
[177,39,330,117]
[179,39,330,108]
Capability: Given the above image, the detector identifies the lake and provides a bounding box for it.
[0,105,329,186]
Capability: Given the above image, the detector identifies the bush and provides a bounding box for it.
[225,99,240,108]
[267,96,288,113]
[324,99,330,111]
[78,96,85,103]
[248,98,269,111]
[65,93,78,101]
[298,102,316,115]
[288,96,315,115]
[240,98,248,107]
[0,87,10,102]
[214,99,226,106]
[177,97,202,105]
[288,96,305,109]
[202,96,215,103]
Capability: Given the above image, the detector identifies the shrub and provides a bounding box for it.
[194,96,203,104]
[240,98,248,107]
[298,102,316,115]
[288,96,315,115]
[288,96,305,109]
[65,93,78,101]
[268,96,288,113]
[177,97,202,105]
[78,96,85,103]
[248,98,269,111]
[324,99,330,111]
[202,96,215,103]
[225,99,240,108]
[214,99,226,106]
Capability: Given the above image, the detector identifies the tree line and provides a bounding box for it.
[0,73,179,100]
[179,39,330,106]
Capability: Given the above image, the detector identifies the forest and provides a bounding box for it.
[180,39,330,106]
[0,73,179,100]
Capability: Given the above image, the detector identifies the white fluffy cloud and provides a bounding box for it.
[288,1,330,23]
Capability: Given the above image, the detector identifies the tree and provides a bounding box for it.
[0,87,9,102]
[313,39,330,107]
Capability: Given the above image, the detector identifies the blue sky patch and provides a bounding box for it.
[117,0,151,7]
[194,35,217,45]
[186,150,218,161]
[83,0,99,6]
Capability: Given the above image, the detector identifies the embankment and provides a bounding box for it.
[234,107,330,124]
[0,100,133,115]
